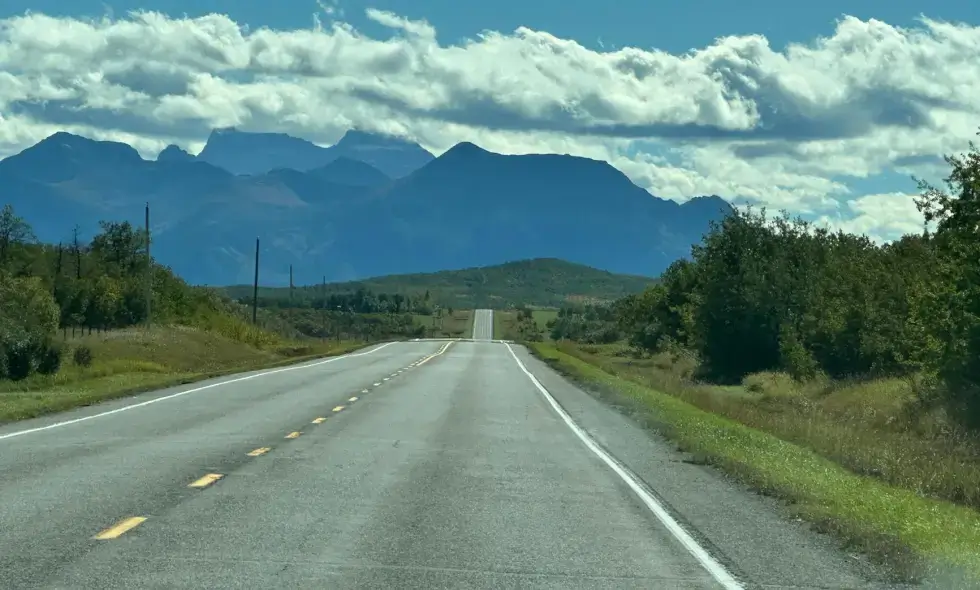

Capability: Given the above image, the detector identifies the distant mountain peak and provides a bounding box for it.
[157,144,194,163]
[310,156,391,187]
[336,129,412,148]
[442,141,490,158]
[28,131,142,163]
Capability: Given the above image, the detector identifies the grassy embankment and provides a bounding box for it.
[494,310,980,582]
[0,322,372,425]
[411,309,474,338]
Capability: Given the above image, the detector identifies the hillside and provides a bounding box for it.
[0,129,731,287]
[221,258,658,309]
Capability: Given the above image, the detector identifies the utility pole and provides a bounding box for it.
[321,275,327,340]
[252,238,260,325]
[144,203,152,330]
[289,264,294,330]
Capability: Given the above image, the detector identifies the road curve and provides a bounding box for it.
[0,340,894,589]
[471,308,494,340]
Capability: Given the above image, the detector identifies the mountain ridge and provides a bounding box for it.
[0,129,733,286]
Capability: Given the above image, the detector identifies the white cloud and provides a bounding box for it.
[814,192,926,243]
[1,8,978,240]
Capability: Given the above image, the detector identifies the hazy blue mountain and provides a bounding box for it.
[0,131,732,286]
[156,144,195,163]
[193,128,434,178]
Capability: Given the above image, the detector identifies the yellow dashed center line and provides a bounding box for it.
[312,417,327,424]
[247,447,270,457]
[188,473,224,489]
[285,431,302,439]
[361,389,369,393]
[94,516,147,540]
[348,396,358,402]
[373,382,381,386]
[383,377,390,381]
[332,405,345,412]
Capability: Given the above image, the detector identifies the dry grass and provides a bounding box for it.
[556,342,980,510]
[411,310,474,338]
[0,325,371,424]
[530,342,980,583]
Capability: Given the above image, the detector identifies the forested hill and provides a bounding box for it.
[221,258,658,309]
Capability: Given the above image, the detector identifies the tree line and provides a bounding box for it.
[243,288,447,316]
[553,134,980,431]
[0,206,431,381]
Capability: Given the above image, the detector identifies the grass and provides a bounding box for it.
[494,309,558,341]
[529,341,980,584]
[223,258,656,309]
[411,310,473,338]
[0,325,375,425]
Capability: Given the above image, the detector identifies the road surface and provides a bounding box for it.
[471,309,494,340]
[0,324,897,588]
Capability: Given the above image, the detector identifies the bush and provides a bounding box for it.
[73,345,94,368]
[4,336,43,381]
[37,342,64,375]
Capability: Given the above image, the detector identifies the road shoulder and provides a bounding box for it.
[509,344,905,590]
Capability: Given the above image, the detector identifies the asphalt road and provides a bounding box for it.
[471,309,494,340]
[0,333,901,589]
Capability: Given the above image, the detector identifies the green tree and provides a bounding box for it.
[0,204,36,268]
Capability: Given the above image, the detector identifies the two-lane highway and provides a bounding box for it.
[0,310,892,589]
[0,336,736,589]
[472,308,494,340]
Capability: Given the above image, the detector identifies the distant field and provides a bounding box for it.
[411,310,474,339]
[0,326,368,424]
[220,258,656,309]
[494,309,556,341]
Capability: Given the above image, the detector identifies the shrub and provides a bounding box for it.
[73,345,94,368]
[37,342,64,375]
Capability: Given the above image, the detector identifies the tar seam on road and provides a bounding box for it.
[0,341,398,442]
[504,343,745,590]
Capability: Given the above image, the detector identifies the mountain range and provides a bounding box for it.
[0,128,732,286]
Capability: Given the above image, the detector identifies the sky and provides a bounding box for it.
[1,0,978,243]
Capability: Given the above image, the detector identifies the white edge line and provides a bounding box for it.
[504,343,744,590]
[0,341,400,441]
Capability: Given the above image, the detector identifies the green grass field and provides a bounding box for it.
[0,326,370,424]
[529,341,980,584]
[411,309,474,338]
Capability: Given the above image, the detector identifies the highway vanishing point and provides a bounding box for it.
[0,310,900,589]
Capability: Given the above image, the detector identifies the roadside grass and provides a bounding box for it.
[529,341,980,583]
[531,309,558,335]
[411,310,473,339]
[0,325,374,425]
[494,310,519,340]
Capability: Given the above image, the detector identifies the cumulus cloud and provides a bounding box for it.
[1,8,978,241]
[815,192,926,243]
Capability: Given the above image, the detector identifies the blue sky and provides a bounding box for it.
[1,0,978,242]
[6,0,975,54]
